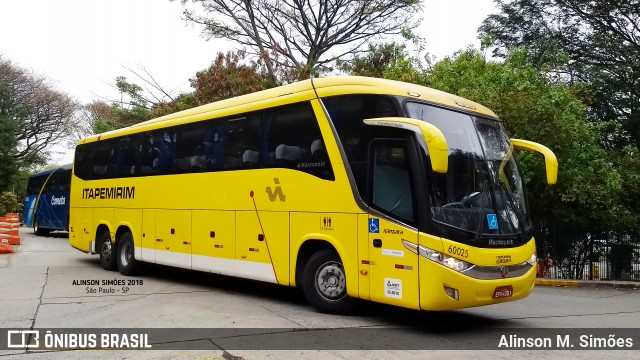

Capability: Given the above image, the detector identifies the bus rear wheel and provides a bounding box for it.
[302,248,356,314]
[116,232,138,276]
[98,231,117,271]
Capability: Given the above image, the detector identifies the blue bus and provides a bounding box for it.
[23,164,72,235]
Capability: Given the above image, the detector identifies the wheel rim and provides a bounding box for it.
[315,261,346,301]
[120,241,132,267]
[101,240,112,263]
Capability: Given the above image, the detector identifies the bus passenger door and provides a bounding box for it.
[155,210,192,269]
[368,218,419,309]
[366,139,420,310]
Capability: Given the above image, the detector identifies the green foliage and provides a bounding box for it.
[338,42,426,84]
[0,191,21,216]
[90,103,152,134]
[0,89,18,191]
[609,145,640,234]
[480,0,640,148]
[0,56,77,170]
[12,170,30,205]
[115,76,147,108]
[151,93,196,118]
[190,50,274,106]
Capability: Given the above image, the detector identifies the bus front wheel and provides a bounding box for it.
[98,231,117,271]
[116,232,138,276]
[302,248,356,314]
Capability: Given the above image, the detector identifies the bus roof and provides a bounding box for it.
[77,76,498,144]
[29,164,73,178]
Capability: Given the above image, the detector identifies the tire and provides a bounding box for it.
[34,217,50,236]
[116,232,138,276]
[98,231,117,271]
[301,248,356,314]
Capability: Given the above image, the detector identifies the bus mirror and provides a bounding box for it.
[511,139,558,185]
[363,117,449,173]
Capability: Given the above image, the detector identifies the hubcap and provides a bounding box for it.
[315,261,346,301]
[120,241,131,267]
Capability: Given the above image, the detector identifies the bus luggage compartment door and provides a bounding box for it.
[155,209,192,269]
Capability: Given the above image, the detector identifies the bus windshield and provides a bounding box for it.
[406,102,530,237]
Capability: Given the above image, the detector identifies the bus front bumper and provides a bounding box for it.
[419,257,536,311]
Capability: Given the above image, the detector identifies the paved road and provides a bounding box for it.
[0,228,639,359]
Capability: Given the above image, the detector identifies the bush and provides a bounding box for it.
[0,192,22,216]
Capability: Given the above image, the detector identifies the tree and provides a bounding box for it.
[0,192,21,216]
[177,0,422,81]
[0,56,77,177]
[0,103,18,191]
[338,41,426,84]
[190,50,275,105]
[151,93,196,118]
[112,65,183,109]
[76,68,185,137]
[77,51,275,137]
[479,0,640,148]
[73,99,152,136]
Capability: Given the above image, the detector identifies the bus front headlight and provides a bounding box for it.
[526,253,537,266]
[403,240,474,273]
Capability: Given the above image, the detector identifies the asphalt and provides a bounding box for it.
[535,278,640,289]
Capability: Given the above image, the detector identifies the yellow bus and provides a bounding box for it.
[70,76,557,314]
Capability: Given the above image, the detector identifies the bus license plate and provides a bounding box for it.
[493,285,513,299]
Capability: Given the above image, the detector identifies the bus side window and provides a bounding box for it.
[44,172,58,193]
[174,122,209,173]
[74,146,87,180]
[222,113,261,170]
[61,170,71,192]
[154,129,176,174]
[263,102,334,180]
[323,95,400,195]
[139,132,160,176]
[369,140,416,225]
[91,141,112,180]
[210,121,225,171]
[111,137,137,177]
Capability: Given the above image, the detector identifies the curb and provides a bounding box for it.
[535,278,640,290]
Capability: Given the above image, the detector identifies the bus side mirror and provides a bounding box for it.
[511,139,558,185]
[363,117,449,173]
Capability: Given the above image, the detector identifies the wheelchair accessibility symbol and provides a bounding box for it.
[369,218,380,233]
[487,214,498,230]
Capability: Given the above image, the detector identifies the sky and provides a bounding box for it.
[0,0,497,165]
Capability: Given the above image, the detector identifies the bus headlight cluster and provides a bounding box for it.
[526,253,537,266]
[403,240,474,273]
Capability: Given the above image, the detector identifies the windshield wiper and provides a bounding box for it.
[496,180,528,240]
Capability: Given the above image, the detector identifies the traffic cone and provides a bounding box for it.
[0,214,20,245]
[0,243,13,254]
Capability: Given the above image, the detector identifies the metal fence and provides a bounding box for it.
[543,241,640,281]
